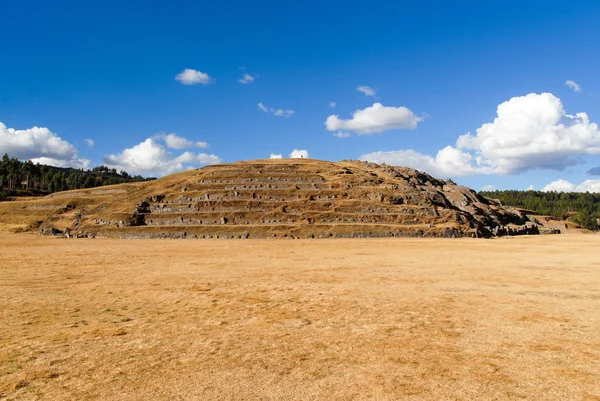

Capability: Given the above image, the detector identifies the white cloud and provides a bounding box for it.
[357,85,376,97]
[30,157,90,169]
[565,80,582,92]
[196,153,222,165]
[325,103,423,135]
[274,109,294,117]
[526,185,535,191]
[103,138,221,177]
[481,185,496,191]
[0,122,76,159]
[333,131,351,138]
[175,68,212,85]
[154,133,208,149]
[238,73,255,84]
[329,101,336,108]
[456,93,600,173]
[257,102,294,117]
[360,147,490,178]
[0,122,90,168]
[268,150,309,159]
[542,179,600,193]
[361,93,600,178]
[84,138,94,148]
[290,149,309,158]
[542,179,576,192]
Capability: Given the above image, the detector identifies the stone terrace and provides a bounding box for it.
[73,159,533,239]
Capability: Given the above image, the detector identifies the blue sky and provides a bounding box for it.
[2,0,600,192]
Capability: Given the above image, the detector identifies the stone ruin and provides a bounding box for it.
[39,159,548,239]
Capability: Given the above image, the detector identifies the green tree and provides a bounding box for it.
[575,208,598,231]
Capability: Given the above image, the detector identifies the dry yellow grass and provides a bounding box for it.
[1,233,599,400]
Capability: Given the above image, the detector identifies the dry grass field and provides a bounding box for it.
[1,233,599,400]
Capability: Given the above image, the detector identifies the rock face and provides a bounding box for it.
[1,159,538,239]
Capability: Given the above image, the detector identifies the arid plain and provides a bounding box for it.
[1,233,599,400]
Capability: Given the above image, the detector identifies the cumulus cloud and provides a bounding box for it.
[103,138,221,177]
[565,80,582,92]
[361,93,600,178]
[196,153,222,165]
[257,102,294,117]
[542,179,576,192]
[325,103,423,135]
[542,179,600,193]
[0,122,90,168]
[456,93,600,173]
[268,151,308,159]
[154,133,208,149]
[175,68,212,85]
[289,149,309,158]
[30,157,90,169]
[329,101,336,108]
[360,147,490,178]
[333,131,351,138]
[481,185,496,191]
[357,85,376,97]
[526,185,535,191]
[238,73,255,84]
[84,138,94,148]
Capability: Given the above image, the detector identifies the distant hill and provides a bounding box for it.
[0,158,549,239]
[479,190,599,231]
[0,153,154,200]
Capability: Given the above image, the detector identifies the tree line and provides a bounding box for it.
[480,189,599,231]
[0,153,153,200]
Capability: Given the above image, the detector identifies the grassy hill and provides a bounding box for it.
[0,153,153,200]
[0,158,538,238]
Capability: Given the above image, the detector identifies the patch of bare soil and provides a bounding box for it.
[1,234,599,399]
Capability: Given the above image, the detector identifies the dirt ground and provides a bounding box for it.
[1,233,599,400]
